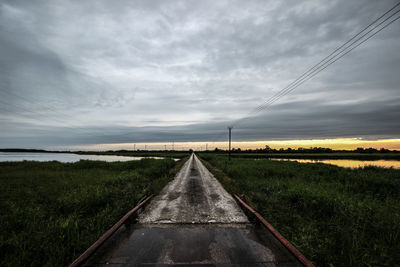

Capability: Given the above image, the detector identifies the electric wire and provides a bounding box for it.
[231,2,400,128]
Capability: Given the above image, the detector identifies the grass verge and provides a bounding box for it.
[199,154,400,266]
[0,157,187,266]
[77,150,190,159]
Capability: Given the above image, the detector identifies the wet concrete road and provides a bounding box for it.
[85,154,302,266]
[138,154,248,224]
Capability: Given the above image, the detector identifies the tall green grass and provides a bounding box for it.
[0,158,182,266]
[77,150,190,159]
[200,154,400,266]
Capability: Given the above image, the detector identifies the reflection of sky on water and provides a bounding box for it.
[272,158,400,169]
[0,152,166,163]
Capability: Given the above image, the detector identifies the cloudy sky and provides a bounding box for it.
[1,0,399,149]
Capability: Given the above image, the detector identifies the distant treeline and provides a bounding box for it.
[0,148,189,159]
[0,148,58,153]
[0,148,185,153]
[209,146,399,153]
[1,147,399,154]
[199,146,400,160]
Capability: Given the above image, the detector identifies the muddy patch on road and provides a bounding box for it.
[168,192,180,201]
[215,207,226,216]
[209,193,220,201]
[161,207,171,215]
[190,167,199,176]
[186,178,205,206]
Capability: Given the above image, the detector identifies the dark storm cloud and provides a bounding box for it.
[0,0,399,147]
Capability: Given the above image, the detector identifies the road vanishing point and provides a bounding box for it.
[85,154,304,266]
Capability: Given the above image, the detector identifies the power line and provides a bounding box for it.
[256,1,400,111]
[253,12,400,117]
[265,13,400,107]
[231,2,400,127]
[247,6,400,114]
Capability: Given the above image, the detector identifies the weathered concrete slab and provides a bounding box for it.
[88,224,302,266]
[85,154,303,266]
[138,154,248,224]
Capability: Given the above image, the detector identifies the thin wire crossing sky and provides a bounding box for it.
[0,0,400,148]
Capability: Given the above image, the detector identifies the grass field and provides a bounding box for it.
[0,158,185,266]
[76,150,190,159]
[199,154,400,266]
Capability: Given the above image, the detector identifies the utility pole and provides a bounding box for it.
[206,143,208,151]
[172,142,174,151]
[228,127,232,161]
[164,144,167,151]
[134,143,136,151]
[145,145,147,150]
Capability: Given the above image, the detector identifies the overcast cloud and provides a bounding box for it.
[0,0,399,147]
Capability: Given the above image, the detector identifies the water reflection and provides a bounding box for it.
[0,152,169,163]
[271,158,400,169]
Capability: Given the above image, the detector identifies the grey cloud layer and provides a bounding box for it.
[0,0,399,147]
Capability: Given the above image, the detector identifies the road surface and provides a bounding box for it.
[138,153,248,224]
[85,154,303,266]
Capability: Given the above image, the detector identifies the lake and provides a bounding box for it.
[271,158,400,169]
[0,152,168,163]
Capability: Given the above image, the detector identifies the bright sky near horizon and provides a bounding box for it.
[53,138,400,151]
[1,0,399,149]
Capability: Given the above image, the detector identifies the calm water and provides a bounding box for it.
[271,158,400,169]
[0,152,167,163]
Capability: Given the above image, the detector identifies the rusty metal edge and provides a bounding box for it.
[233,194,315,267]
[69,194,154,267]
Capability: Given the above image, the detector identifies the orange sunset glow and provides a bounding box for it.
[59,138,400,151]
